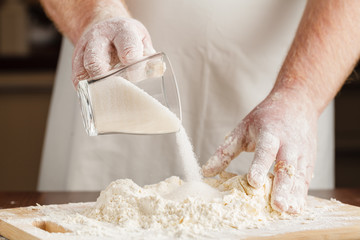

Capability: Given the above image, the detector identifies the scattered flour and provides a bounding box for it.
[3,179,360,240]
[61,173,358,239]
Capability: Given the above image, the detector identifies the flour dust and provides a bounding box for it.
[89,75,202,182]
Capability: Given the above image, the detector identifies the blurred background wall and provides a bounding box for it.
[0,0,359,191]
[0,0,60,190]
[335,69,360,187]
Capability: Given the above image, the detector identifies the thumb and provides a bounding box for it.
[202,130,244,177]
[142,31,156,56]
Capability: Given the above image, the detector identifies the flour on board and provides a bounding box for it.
[30,175,360,239]
[84,173,280,235]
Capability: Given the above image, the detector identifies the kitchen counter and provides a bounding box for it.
[0,189,360,209]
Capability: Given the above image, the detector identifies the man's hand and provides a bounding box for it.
[40,0,156,86]
[72,17,155,86]
[202,90,317,214]
[204,0,360,213]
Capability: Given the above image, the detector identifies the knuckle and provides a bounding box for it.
[120,46,142,62]
[250,163,267,174]
[257,132,279,150]
[84,60,103,76]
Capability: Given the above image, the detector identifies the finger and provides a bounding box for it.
[72,40,89,87]
[286,155,313,214]
[288,148,315,214]
[142,34,156,56]
[83,37,113,78]
[117,23,154,83]
[247,132,280,189]
[271,146,298,213]
[134,20,156,56]
[114,24,144,65]
[202,128,245,177]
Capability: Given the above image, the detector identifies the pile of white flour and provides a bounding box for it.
[84,173,284,238]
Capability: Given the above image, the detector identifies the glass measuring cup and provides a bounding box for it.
[77,52,182,136]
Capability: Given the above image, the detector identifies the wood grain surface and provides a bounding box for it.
[0,192,99,209]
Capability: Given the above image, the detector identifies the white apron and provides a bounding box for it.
[38,0,334,191]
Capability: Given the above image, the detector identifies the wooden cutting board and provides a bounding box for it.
[0,197,360,240]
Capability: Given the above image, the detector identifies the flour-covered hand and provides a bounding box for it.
[202,90,318,214]
[72,17,155,86]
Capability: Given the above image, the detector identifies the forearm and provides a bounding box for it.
[40,0,130,44]
[273,0,360,116]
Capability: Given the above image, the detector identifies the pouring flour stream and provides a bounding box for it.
[77,53,204,183]
[89,74,203,182]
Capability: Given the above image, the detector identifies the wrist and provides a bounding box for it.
[270,74,325,119]
[267,83,319,122]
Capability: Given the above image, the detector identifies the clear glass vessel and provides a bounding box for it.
[77,52,182,136]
